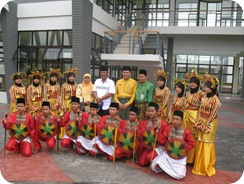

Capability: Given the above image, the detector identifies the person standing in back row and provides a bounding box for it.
[92,66,115,116]
[114,66,137,120]
[135,69,154,120]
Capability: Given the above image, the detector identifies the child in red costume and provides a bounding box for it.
[137,102,168,166]
[151,110,195,180]
[3,98,34,157]
[95,102,123,161]
[77,102,100,156]
[60,96,88,154]
[31,101,58,153]
[116,106,141,160]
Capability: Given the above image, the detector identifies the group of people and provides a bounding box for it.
[2,65,221,180]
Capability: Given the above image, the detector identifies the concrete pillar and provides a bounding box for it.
[232,56,239,94]
[72,0,93,83]
[169,0,175,26]
[1,1,18,102]
[166,37,174,90]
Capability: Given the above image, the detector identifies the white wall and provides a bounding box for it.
[91,2,120,36]
[17,1,72,30]
[17,0,120,37]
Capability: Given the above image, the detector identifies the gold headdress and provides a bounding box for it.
[203,73,219,89]
[29,70,44,79]
[154,70,168,80]
[63,67,78,76]
[185,69,202,80]
[10,72,26,80]
[174,78,187,87]
[46,68,62,78]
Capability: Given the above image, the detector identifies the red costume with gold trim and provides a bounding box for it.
[31,113,58,152]
[137,118,168,166]
[4,112,34,157]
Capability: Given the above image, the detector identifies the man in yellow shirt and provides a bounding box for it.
[114,66,137,120]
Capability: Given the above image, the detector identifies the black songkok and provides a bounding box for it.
[173,110,184,119]
[148,101,159,111]
[122,66,131,71]
[139,69,147,76]
[130,106,140,115]
[71,96,80,103]
[109,102,119,109]
[100,66,108,72]
[42,101,50,107]
[90,102,98,109]
[16,98,25,104]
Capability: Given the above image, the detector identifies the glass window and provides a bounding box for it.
[33,32,47,46]
[188,55,198,64]
[199,56,210,64]
[176,64,186,72]
[222,66,233,75]
[210,65,221,74]
[44,48,60,60]
[48,31,62,46]
[211,56,221,64]
[199,64,209,74]
[63,30,72,46]
[18,48,31,59]
[188,64,198,72]
[0,63,5,74]
[19,32,32,46]
[32,48,46,60]
[60,48,73,59]
[177,55,187,63]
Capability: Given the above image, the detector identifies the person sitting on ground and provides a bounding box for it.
[77,102,100,156]
[95,102,123,161]
[31,101,58,154]
[3,98,34,157]
[151,110,195,180]
[60,96,88,154]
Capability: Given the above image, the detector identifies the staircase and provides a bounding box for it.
[113,26,145,54]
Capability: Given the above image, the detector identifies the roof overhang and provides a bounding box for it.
[101,54,164,68]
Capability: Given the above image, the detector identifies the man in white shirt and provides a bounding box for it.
[92,66,115,116]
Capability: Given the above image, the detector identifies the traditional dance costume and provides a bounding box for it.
[9,72,26,114]
[27,71,44,116]
[95,115,123,161]
[32,112,58,152]
[60,109,88,154]
[184,72,204,163]
[43,68,61,116]
[137,117,168,166]
[151,125,195,180]
[192,74,221,176]
[153,70,170,121]
[4,111,34,157]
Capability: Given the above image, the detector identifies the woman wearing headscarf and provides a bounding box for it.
[184,70,204,164]
[192,73,221,176]
[9,72,26,114]
[167,78,187,125]
[43,68,61,115]
[27,70,44,116]
[153,70,171,121]
[76,73,94,113]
